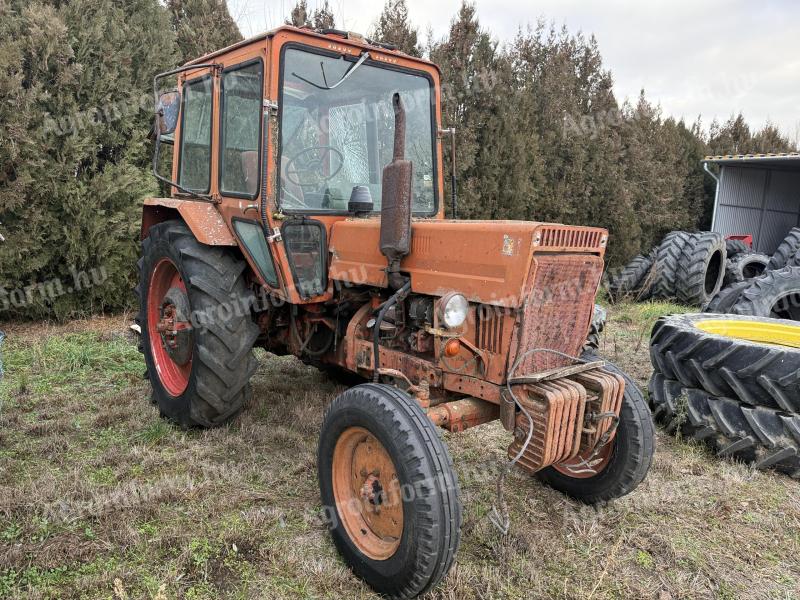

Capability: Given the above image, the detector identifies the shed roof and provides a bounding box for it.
[703,152,800,167]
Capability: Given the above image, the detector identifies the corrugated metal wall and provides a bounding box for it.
[713,165,800,254]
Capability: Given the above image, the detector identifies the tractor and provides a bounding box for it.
[141,24,654,599]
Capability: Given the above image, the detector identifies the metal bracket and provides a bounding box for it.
[508,360,606,385]
[263,99,278,113]
[266,227,282,243]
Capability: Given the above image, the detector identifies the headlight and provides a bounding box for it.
[439,293,469,329]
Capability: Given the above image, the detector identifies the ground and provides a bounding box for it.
[0,302,798,600]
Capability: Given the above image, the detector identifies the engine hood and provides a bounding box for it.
[329,219,608,308]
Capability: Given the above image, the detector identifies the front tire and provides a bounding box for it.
[137,220,259,427]
[317,384,461,599]
[536,353,655,503]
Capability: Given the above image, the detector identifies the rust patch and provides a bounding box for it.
[507,366,625,475]
[143,198,235,246]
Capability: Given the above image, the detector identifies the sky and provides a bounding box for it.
[227,0,800,142]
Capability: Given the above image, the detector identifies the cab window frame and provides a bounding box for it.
[218,58,265,200]
[231,217,280,288]
[276,42,439,218]
[176,73,215,195]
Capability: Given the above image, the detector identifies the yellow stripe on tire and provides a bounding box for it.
[694,319,800,348]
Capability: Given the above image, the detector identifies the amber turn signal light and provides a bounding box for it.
[444,339,461,357]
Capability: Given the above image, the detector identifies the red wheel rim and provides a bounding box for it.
[147,258,192,396]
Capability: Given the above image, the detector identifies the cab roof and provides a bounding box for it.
[184,24,438,72]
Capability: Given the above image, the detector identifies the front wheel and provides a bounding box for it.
[536,352,655,503]
[317,384,461,599]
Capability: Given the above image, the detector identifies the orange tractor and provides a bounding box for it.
[142,25,654,598]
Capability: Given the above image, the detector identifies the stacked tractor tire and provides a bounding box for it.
[648,313,800,478]
[705,228,800,320]
[609,231,731,306]
[609,229,800,321]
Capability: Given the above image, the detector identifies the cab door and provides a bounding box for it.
[214,46,287,297]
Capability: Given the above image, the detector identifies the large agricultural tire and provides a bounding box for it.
[675,232,726,306]
[767,227,800,271]
[730,266,800,321]
[317,384,462,599]
[651,231,692,300]
[137,220,259,428]
[703,281,751,314]
[536,352,655,503]
[723,252,769,285]
[650,313,800,413]
[649,373,800,478]
[725,239,750,258]
[608,253,655,302]
[583,304,607,352]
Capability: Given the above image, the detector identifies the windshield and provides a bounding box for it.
[278,47,436,214]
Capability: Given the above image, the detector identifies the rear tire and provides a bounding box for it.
[725,239,750,258]
[650,313,800,413]
[649,373,800,478]
[724,252,769,286]
[317,384,462,599]
[676,232,726,306]
[767,227,800,271]
[608,252,655,301]
[703,281,750,314]
[731,266,800,321]
[536,353,655,503]
[652,231,691,300]
[138,220,259,427]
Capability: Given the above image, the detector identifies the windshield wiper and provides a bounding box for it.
[292,51,370,91]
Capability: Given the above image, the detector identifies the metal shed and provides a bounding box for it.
[703,152,800,254]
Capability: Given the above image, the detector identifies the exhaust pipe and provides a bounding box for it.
[380,93,413,290]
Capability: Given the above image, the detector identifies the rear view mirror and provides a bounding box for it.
[157,91,180,136]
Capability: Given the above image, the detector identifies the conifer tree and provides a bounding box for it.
[372,0,421,56]
[0,0,178,318]
[167,0,242,61]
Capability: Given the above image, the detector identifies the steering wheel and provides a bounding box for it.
[284,146,345,187]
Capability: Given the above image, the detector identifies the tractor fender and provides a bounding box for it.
[142,198,236,246]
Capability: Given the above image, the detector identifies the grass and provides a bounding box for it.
[0,305,799,599]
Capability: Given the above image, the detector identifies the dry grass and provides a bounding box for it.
[0,302,798,599]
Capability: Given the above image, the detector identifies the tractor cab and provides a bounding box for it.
[149,26,443,303]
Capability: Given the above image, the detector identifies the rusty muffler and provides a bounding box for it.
[380,93,413,290]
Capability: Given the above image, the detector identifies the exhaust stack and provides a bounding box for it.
[380,93,413,289]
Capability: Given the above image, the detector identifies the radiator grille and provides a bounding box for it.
[513,254,604,374]
[538,226,604,251]
[475,306,505,353]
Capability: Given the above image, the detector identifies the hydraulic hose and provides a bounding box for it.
[372,281,411,382]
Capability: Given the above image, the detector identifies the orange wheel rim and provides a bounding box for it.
[332,427,404,560]
[553,441,614,479]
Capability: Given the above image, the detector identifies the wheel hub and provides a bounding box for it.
[157,287,193,365]
[146,258,193,397]
[332,427,404,560]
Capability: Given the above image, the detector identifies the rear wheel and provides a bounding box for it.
[137,220,259,427]
[731,266,800,321]
[536,353,655,503]
[318,384,461,599]
[649,313,800,413]
[703,280,750,314]
[676,232,726,306]
[608,252,655,301]
[652,231,691,299]
[767,227,800,270]
[724,252,769,286]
